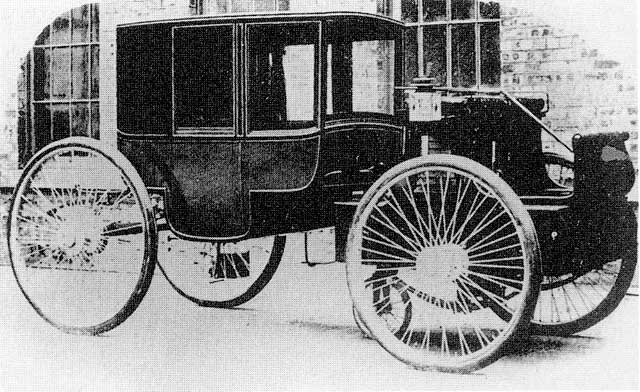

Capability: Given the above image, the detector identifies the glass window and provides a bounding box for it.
[71,103,90,136]
[414,0,501,89]
[423,26,447,86]
[452,0,476,20]
[404,27,419,85]
[52,104,70,140]
[247,23,318,132]
[71,5,90,43]
[35,26,50,46]
[51,48,71,99]
[479,1,500,19]
[255,0,276,11]
[51,12,70,44]
[231,1,249,12]
[200,0,287,13]
[326,21,398,118]
[33,48,50,100]
[72,46,89,99]
[90,4,99,41]
[423,0,446,22]
[377,0,392,16]
[402,0,419,22]
[91,46,99,99]
[174,25,234,130]
[451,24,476,87]
[480,23,500,86]
[277,0,289,11]
[91,103,100,139]
[353,41,395,114]
[34,104,51,150]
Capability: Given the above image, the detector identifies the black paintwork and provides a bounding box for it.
[116,12,635,255]
[117,13,406,240]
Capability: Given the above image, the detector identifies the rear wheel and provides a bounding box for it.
[531,251,636,336]
[346,155,541,372]
[158,233,285,308]
[8,137,157,335]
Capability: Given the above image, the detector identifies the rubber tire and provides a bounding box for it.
[346,155,542,373]
[7,137,157,335]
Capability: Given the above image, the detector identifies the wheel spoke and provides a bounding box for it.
[363,233,419,258]
[385,189,427,248]
[8,143,154,334]
[443,175,471,243]
[464,221,514,254]
[347,159,538,370]
[468,243,522,260]
[371,206,422,253]
[459,275,515,317]
[400,177,433,246]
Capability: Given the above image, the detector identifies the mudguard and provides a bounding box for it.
[573,132,635,201]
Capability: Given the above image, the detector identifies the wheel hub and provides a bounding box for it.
[415,244,469,302]
[53,206,108,260]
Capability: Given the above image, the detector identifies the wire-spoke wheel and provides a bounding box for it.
[8,137,157,335]
[352,279,413,339]
[346,155,541,372]
[531,252,637,336]
[157,233,285,308]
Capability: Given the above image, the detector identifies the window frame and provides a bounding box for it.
[244,20,321,137]
[29,4,100,149]
[406,0,501,89]
[324,21,403,120]
[171,23,238,137]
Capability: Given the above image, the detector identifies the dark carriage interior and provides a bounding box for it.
[115,12,616,242]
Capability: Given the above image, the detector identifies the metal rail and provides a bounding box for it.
[431,86,574,154]
[500,90,573,153]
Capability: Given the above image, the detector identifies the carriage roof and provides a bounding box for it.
[116,11,405,29]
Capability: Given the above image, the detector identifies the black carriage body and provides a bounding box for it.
[116,12,636,253]
[116,13,406,240]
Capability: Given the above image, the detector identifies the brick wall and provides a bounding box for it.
[500,6,638,164]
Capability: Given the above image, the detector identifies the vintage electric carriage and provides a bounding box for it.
[7,12,637,372]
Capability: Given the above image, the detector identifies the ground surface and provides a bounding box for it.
[0,232,637,391]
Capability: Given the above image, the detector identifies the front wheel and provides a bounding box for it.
[8,137,157,335]
[346,155,541,373]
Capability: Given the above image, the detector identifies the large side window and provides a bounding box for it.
[326,20,399,119]
[174,25,234,132]
[246,22,318,133]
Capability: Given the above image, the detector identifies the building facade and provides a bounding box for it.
[10,0,638,168]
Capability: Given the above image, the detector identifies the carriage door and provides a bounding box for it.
[241,22,321,192]
[168,23,248,239]
[320,19,405,192]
